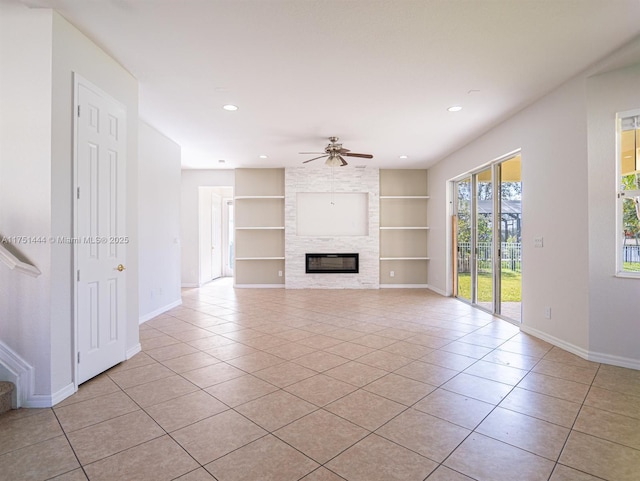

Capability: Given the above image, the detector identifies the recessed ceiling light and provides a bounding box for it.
[259,155,268,159]
[399,155,408,159]
[218,159,226,164]
[222,104,238,111]
[447,106,463,112]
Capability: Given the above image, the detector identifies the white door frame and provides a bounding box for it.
[222,197,234,277]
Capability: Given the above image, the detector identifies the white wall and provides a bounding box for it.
[0,3,140,406]
[51,11,139,398]
[138,121,182,322]
[428,36,640,368]
[586,62,640,366]
[181,170,234,286]
[429,76,590,353]
[0,4,54,401]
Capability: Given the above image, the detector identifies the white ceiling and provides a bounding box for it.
[21,0,640,169]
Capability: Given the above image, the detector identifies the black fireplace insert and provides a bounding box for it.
[305,253,359,274]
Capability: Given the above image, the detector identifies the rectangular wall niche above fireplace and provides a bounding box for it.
[306,253,359,274]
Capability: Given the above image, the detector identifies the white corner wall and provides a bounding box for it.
[429,75,590,354]
[0,3,54,403]
[138,121,182,323]
[181,170,234,286]
[0,3,140,406]
[428,36,640,368]
[586,61,640,367]
[51,11,139,400]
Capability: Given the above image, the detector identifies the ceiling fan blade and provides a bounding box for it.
[344,153,373,159]
[338,148,351,154]
[339,155,348,166]
[303,155,329,164]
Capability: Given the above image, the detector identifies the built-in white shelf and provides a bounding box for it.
[380,226,430,230]
[234,195,285,199]
[380,195,430,199]
[380,257,430,260]
[235,226,285,230]
[235,257,286,261]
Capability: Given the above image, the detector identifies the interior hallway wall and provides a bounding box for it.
[138,121,182,323]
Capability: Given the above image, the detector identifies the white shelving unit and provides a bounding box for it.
[379,227,430,230]
[235,227,285,230]
[379,196,430,199]
[379,170,429,286]
[234,169,285,286]
[234,196,285,199]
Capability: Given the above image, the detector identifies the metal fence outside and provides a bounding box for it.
[458,242,640,273]
[457,242,521,273]
[623,244,640,263]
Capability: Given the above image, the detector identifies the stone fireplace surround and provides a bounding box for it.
[285,167,380,289]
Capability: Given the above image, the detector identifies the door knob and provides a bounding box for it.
[117,264,126,272]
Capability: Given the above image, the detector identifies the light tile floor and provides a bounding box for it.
[2,280,640,480]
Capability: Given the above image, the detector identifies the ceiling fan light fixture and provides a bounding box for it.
[325,153,343,167]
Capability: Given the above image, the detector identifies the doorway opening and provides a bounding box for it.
[198,186,234,285]
[452,153,522,322]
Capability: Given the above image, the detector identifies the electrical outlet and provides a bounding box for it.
[544,307,551,319]
[534,236,544,248]
[390,271,395,278]
[278,270,283,277]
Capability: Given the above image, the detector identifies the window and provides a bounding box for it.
[617,111,640,276]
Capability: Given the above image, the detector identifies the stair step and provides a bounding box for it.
[0,381,15,415]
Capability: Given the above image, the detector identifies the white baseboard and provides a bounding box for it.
[139,298,182,324]
[0,340,33,409]
[520,324,640,370]
[22,382,76,408]
[586,350,640,371]
[427,285,448,297]
[380,284,429,289]
[234,284,285,288]
[51,382,75,407]
[126,343,142,360]
[181,283,199,288]
[520,325,590,359]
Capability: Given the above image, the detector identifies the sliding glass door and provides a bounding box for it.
[453,155,522,322]
[499,157,522,321]
[475,167,494,312]
[455,177,472,302]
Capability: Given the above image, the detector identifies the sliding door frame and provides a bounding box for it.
[451,150,521,322]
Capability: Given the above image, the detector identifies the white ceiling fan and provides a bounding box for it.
[300,137,373,167]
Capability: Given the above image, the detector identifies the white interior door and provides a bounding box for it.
[75,75,127,384]
[211,193,222,279]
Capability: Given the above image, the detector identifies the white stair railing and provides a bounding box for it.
[0,243,41,277]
